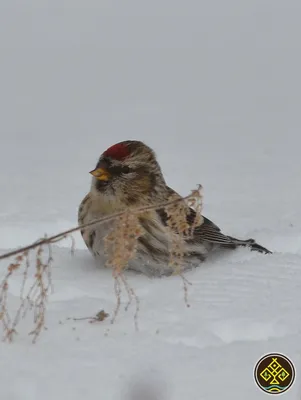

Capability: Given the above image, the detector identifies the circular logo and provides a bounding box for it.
[254,353,295,394]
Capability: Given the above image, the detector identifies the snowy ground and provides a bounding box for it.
[1,0,301,399]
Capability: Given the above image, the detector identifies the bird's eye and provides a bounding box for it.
[121,166,131,174]
[109,165,131,175]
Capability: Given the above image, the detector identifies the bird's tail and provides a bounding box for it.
[223,236,272,254]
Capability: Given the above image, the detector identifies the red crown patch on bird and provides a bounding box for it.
[103,143,130,160]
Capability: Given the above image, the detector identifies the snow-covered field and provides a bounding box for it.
[1,0,301,399]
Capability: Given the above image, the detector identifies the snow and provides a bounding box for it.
[0,0,301,399]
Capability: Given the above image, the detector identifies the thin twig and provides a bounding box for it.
[0,186,202,261]
[0,185,203,342]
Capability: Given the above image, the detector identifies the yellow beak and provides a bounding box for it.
[89,167,111,181]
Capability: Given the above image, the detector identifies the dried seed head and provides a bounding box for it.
[104,211,143,276]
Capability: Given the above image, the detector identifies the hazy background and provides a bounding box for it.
[1,2,301,400]
[0,0,300,247]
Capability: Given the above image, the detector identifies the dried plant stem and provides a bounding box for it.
[120,273,140,331]
[111,276,122,325]
[0,185,203,342]
[0,187,202,262]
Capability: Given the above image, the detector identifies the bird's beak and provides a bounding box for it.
[89,167,111,181]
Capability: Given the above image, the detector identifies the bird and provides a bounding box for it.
[78,140,272,277]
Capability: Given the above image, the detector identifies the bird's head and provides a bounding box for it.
[89,140,167,206]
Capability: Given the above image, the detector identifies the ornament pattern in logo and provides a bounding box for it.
[254,353,295,394]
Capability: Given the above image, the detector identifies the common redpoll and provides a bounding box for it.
[78,140,271,277]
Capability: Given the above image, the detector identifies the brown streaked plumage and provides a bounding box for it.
[78,140,272,277]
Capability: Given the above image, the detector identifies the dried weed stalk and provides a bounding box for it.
[104,211,143,328]
[164,186,203,305]
[0,185,203,342]
[0,244,53,343]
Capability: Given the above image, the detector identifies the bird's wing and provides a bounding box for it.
[156,186,233,245]
[192,215,236,244]
[157,206,233,245]
[157,186,272,254]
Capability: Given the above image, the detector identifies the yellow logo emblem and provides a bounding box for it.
[254,353,295,394]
